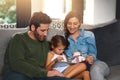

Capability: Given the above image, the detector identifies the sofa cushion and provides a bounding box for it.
[46,20,64,41]
[108,65,120,80]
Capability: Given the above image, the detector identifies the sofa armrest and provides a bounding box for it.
[92,20,120,66]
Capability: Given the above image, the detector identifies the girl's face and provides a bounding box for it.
[52,45,65,55]
[67,17,81,35]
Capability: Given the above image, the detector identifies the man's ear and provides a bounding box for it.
[31,25,35,31]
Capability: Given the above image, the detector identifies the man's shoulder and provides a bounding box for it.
[11,32,27,41]
[13,32,26,37]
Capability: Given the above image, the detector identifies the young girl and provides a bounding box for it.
[46,35,90,80]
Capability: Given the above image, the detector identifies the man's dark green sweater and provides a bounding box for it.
[3,32,50,78]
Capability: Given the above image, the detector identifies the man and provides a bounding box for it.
[2,11,71,80]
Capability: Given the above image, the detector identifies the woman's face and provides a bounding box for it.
[67,17,81,35]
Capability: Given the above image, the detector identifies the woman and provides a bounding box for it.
[64,11,110,80]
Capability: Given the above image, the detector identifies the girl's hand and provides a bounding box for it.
[57,56,64,61]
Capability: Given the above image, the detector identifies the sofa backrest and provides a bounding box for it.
[47,20,64,41]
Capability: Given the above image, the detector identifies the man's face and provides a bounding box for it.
[34,24,49,41]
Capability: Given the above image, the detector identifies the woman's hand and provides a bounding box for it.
[86,55,94,64]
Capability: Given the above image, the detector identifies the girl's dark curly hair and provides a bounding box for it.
[50,35,69,50]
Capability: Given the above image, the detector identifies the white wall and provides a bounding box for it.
[84,0,116,25]
[31,0,44,15]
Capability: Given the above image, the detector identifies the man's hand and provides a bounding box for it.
[47,69,64,77]
[86,55,94,64]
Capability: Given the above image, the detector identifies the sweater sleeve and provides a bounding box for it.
[7,34,48,78]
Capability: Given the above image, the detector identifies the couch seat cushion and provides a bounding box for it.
[108,65,120,80]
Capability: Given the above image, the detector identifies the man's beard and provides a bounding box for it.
[34,31,46,41]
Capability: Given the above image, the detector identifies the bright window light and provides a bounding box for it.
[31,0,72,19]
[83,0,94,24]
[43,0,72,19]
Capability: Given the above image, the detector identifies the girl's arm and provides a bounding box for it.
[45,52,57,70]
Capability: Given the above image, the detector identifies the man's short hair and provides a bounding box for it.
[29,11,52,30]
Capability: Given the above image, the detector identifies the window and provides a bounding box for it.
[43,0,72,19]
[0,0,16,24]
[31,0,72,20]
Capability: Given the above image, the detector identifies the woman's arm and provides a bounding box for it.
[86,31,97,63]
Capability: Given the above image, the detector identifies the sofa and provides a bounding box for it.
[0,20,120,80]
